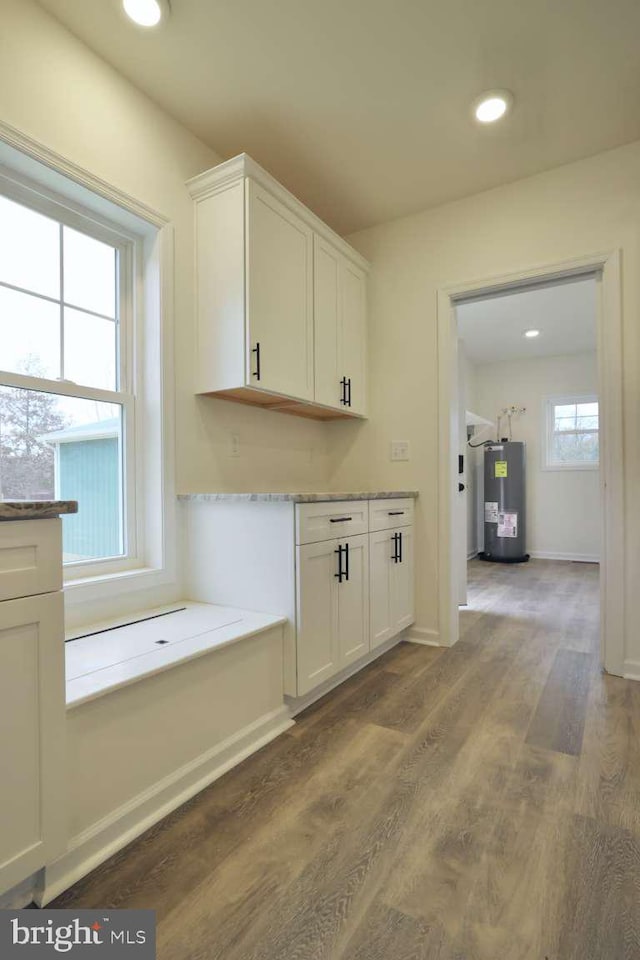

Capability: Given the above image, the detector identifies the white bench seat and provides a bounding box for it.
[65,602,285,708]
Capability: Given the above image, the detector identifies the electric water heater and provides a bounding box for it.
[480,441,529,563]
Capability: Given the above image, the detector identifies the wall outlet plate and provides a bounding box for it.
[390,441,410,461]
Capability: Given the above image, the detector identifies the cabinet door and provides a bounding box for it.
[391,526,415,633]
[246,180,314,401]
[369,528,395,649]
[339,259,367,416]
[296,540,340,696]
[0,592,66,894]
[336,533,369,666]
[314,236,367,415]
[313,236,341,409]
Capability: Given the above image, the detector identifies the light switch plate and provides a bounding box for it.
[390,441,410,461]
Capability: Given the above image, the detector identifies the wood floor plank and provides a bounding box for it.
[52,559,640,960]
[525,648,593,755]
[557,814,640,960]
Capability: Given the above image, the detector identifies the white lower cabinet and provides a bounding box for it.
[183,496,415,701]
[370,525,415,651]
[296,533,369,696]
[0,583,66,895]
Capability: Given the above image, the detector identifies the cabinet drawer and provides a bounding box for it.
[0,519,62,602]
[296,500,368,544]
[368,498,414,532]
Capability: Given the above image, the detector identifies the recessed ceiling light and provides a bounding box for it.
[122,0,168,27]
[523,329,540,338]
[473,90,513,124]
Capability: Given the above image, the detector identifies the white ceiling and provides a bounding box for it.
[456,277,596,365]
[36,0,640,236]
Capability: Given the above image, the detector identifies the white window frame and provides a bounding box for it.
[543,393,599,471]
[0,122,177,616]
[0,172,141,578]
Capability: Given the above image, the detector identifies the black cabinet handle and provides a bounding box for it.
[340,377,347,405]
[346,378,352,407]
[398,530,403,564]
[388,511,405,516]
[334,543,349,582]
[329,516,352,523]
[252,342,261,380]
[391,532,399,562]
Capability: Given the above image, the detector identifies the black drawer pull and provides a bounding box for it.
[329,516,352,523]
[252,342,261,380]
[388,511,405,516]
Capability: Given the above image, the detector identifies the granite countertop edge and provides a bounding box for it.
[0,500,79,521]
[178,491,418,503]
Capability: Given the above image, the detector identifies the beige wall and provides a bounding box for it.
[474,352,600,560]
[338,140,640,668]
[0,0,332,502]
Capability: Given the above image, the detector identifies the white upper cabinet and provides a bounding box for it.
[246,180,314,401]
[314,236,367,415]
[187,154,368,420]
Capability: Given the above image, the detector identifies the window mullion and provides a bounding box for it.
[59,223,64,380]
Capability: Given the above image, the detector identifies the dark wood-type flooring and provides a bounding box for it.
[53,559,640,959]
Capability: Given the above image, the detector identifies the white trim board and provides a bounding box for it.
[623,661,640,683]
[38,706,293,906]
[437,250,624,675]
[529,552,600,563]
[405,626,441,647]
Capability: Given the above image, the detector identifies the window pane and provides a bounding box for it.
[64,307,116,390]
[555,416,577,432]
[552,430,599,463]
[576,415,598,430]
[554,404,576,420]
[0,196,60,299]
[0,286,60,379]
[0,385,124,560]
[63,226,117,319]
[577,402,598,418]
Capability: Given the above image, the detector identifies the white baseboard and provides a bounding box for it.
[38,706,293,906]
[529,551,600,563]
[467,550,478,561]
[623,660,640,682]
[405,625,441,647]
[0,871,40,909]
[285,633,404,717]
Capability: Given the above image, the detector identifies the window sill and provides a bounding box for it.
[63,563,176,606]
[542,462,599,472]
[65,602,285,710]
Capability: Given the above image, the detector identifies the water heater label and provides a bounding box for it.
[498,512,518,538]
[495,460,508,478]
[485,501,499,523]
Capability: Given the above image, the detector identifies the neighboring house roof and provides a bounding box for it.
[42,418,119,444]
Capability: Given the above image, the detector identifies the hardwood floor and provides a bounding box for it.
[52,558,640,959]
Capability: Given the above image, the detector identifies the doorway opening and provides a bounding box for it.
[436,252,624,676]
[456,274,599,620]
